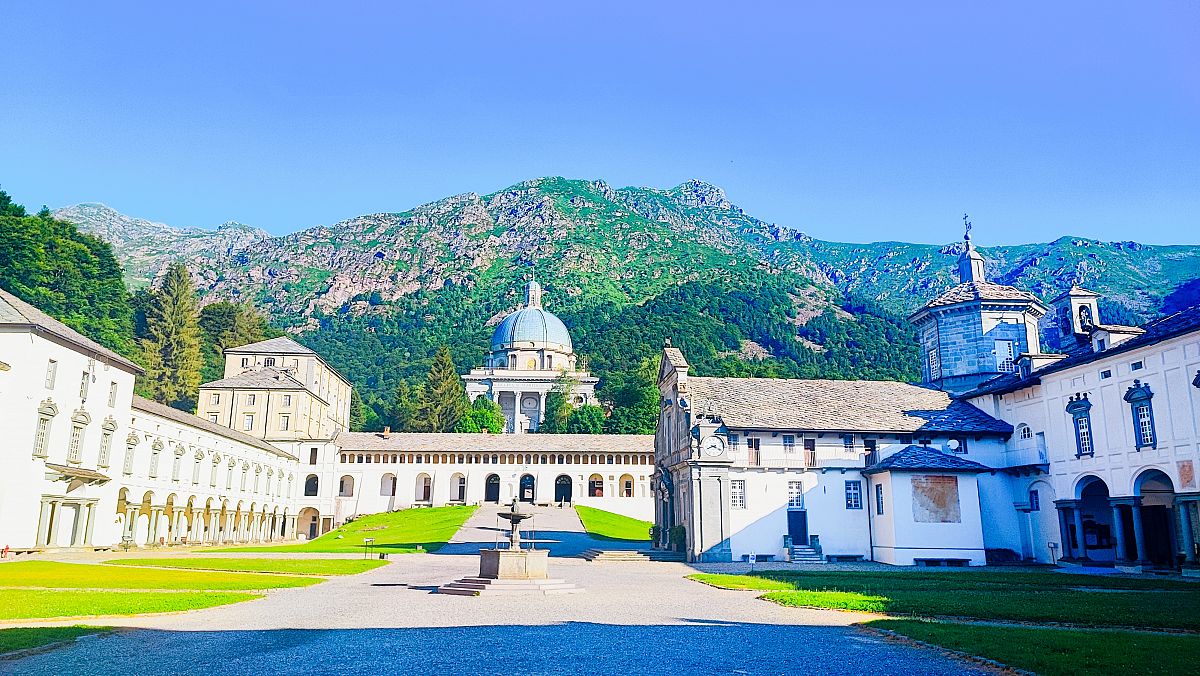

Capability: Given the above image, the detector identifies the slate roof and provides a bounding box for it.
[963,303,1200,398]
[685,377,1012,435]
[131,395,296,460]
[225,336,315,355]
[862,445,992,474]
[200,368,311,392]
[334,432,654,453]
[0,287,142,373]
[662,346,689,368]
[910,281,1044,319]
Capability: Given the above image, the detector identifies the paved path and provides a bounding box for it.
[3,507,990,675]
[437,504,645,556]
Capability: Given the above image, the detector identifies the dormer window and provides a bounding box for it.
[1123,380,1156,450]
[1096,338,1107,351]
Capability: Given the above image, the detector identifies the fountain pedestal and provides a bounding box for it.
[479,548,549,580]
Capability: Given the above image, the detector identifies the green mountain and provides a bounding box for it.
[53,177,1200,417]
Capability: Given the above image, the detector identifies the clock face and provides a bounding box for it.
[700,435,726,457]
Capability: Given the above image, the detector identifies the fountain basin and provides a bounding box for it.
[479,548,549,580]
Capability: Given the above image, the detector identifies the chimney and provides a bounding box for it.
[382,426,391,439]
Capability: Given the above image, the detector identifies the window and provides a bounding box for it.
[1029,489,1040,512]
[45,359,57,388]
[243,414,254,431]
[1123,380,1156,450]
[1066,393,1094,457]
[803,439,817,467]
[304,474,319,496]
[98,429,113,468]
[279,415,290,431]
[864,439,878,466]
[208,414,219,424]
[107,382,118,407]
[79,371,90,399]
[241,357,250,367]
[782,435,796,453]
[339,475,354,497]
[1131,360,1144,371]
[210,393,220,405]
[1096,338,1107,351]
[264,357,276,367]
[928,348,941,380]
[309,448,319,465]
[245,393,256,406]
[1100,369,1113,380]
[875,484,885,515]
[1019,425,1033,440]
[191,455,202,484]
[33,402,56,457]
[787,481,804,509]
[730,480,746,509]
[842,434,854,452]
[149,443,162,478]
[124,441,137,475]
[282,394,292,407]
[67,422,85,463]
[950,437,969,454]
[226,466,234,490]
[171,451,183,481]
[728,434,740,451]
[746,438,760,465]
[844,481,862,509]
[995,340,1016,373]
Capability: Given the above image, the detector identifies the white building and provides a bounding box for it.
[462,278,597,432]
[655,228,1200,572]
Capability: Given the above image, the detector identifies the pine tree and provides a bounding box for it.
[389,380,422,432]
[349,388,366,431]
[602,357,660,434]
[139,262,203,411]
[415,346,468,432]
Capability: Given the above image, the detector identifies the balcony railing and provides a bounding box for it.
[1004,442,1049,467]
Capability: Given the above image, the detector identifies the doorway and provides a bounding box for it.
[519,474,536,503]
[787,509,809,547]
[485,474,500,502]
[554,475,573,503]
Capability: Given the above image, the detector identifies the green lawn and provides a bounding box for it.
[107,557,389,576]
[213,505,477,553]
[0,589,260,620]
[0,626,109,656]
[0,561,320,591]
[575,505,652,541]
[870,620,1200,676]
[691,569,1200,675]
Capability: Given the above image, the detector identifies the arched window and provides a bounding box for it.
[381,473,397,497]
[620,474,634,498]
[339,475,354,497]
[67,410,91,463]
[1017,424,1033,441]
[588,474,604,497]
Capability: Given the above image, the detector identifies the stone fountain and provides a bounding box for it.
[439,498,582,596]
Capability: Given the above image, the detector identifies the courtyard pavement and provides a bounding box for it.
[3,506,992,675]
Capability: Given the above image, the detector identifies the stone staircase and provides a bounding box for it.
[438,577,584,596]
[790,545,824,564]
[580,548,686,562]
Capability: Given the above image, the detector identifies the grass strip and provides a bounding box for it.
[574,505,652,541]
[870,619,1200,676]
[0,561,319,591]
[107,558,388,576]
[0,589,260,620]
[214,505,477,553]
[0,626,109,656]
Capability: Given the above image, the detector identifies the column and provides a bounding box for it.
[1131,500,1148,563]
[148,508,163,545]
[36,499,53,547]
[1180,501,1197,565]
[84,503,97,546]
[1110,502,1127,562]
[125,508,137,540]
[48,500,63,546]
[1072,507,1088,561]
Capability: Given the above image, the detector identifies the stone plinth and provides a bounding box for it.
[479,548,549,580]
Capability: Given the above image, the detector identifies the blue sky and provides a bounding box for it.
[2,2,1196,244]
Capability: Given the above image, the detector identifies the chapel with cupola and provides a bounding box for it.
[909,219,1050,395]
[462,277,597,433]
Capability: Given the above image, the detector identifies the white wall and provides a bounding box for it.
[873,472,987,566]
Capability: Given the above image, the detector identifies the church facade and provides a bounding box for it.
[655,231,1200,570]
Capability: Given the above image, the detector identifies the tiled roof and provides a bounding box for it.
[662,346,689,368]
[1093,324,1144,334]
[863,445,992,474]
[0,287,142,373]
[334,432,654,453]
[911,281,1044,318]
[226,336,315,355]
[200,367,310,391]
[685,377,1012,434]
[131,395,296,460]
[963,303,1200,398]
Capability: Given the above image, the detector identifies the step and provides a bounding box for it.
[437,576,585,596]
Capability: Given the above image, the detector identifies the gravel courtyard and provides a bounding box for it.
[3,506,990,675]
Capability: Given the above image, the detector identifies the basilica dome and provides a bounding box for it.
[490,279,573,352]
